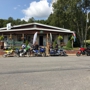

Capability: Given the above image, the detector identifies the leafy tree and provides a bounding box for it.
[15,19,21,25]
[28,17,35,23]
[21,20,27,24]
[50,0,90,47]
[46,13,56,26]
[0,19,4,27]
[7,17,14,24]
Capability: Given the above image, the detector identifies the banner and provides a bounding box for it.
[33,32,38,45]
[7,23,11,30]
[73,32,76,42]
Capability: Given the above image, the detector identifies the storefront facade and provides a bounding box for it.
[0,23,74,48]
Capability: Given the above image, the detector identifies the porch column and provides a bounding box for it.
[22,33,24,38]
[9,34,12,39]
[21,33,24,42]
[9,34,12,47]
[46,33,49,56]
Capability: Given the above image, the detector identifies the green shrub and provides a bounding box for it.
[66,40,72,48]
[84,40,90,47]
[86,42,90,47]
[53,39,57,48]
[25,40,29,46]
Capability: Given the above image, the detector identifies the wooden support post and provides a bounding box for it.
[9,33,12,39]
[21,33,24,42]
[22,33,24,37]
[46,33,49,56]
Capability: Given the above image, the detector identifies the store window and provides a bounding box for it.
[4,36,7,41]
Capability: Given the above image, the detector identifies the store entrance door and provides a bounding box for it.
[39,36,43,46]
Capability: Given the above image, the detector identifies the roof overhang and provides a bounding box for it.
[0,28,74,33]
[0,23,71,31]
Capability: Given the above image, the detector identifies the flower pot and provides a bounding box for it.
[21,37,24,40]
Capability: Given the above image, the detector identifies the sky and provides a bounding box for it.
[0,0,57,21]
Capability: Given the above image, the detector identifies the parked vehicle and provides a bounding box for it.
[76,47,90,56]
[86,47,90,56]
[32,47,46,57]
[49,48,67,56]
[3,49,18,57]
[14,48,30,57]
[76,47,86,56]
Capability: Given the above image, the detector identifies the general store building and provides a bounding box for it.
[0,23,74,48]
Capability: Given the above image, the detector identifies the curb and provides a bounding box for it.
[0,55,3,57]
[0,54,76,57]
[68,54,76,56]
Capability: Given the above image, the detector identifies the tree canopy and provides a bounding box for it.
[49,0,90,46]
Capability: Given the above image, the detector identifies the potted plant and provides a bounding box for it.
[21,37,24,40]
[9,34,12,40]
[58,35,63,47]
[0,35,4,41]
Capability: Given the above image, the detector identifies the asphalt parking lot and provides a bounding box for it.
[0,56,90,90]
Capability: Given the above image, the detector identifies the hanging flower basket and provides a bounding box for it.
[9,36,12,40]
[9,34,12,40]
[0,35,4,41]
[70,36,74,41]
[58,35,63,40]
